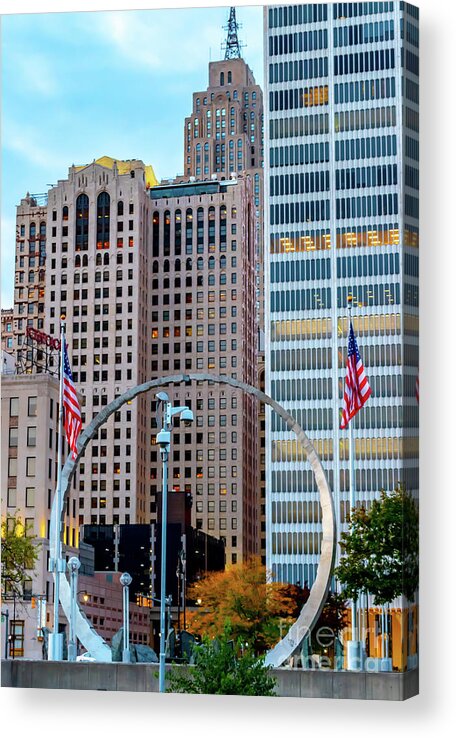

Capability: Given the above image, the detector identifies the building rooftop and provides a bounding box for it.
[73,155,158,189]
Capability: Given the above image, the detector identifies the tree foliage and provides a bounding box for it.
[186,557,348,654]
[186,557,297,653]
[1,514,40,596]
[167,627,276,696]
[335,485,419,604]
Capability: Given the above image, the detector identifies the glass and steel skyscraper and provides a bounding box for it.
[264,2,419,586]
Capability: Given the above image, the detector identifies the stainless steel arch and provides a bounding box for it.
[51,373,336,666]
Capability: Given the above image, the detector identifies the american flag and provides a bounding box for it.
[63,340,82,459]
[340,322,372,430]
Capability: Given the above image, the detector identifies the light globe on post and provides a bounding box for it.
[120,572,133,663]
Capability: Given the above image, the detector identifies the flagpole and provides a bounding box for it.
[50,316,66,660]
[346,297,362,671]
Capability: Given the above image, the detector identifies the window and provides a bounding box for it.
[26,487,35,507]
[75,193,89,251]
[28,397,37,416]
[97,191,110,249]
[10,397,19,416]
[27,427,37,446]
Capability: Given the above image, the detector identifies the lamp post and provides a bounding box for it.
[67,557,81,662]
[120,572,132,663]
[156,391,194,693]
[1,609,9,660]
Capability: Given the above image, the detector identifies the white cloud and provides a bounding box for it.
[3,120,70,171]
[7,48,60,97]
[90,9,242,75]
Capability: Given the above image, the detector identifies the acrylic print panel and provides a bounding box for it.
[1,0,418,702]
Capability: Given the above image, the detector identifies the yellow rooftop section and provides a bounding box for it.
[74,155,158,188]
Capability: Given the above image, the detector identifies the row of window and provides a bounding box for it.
[270,317,333,342]
[403,49,419,77]
[270,230,331,254]
[336,193,399,219]
[334,48,395,76]
[405,78,419,104]
[271,469,332,495]
[336,163,397,190]
[270,283,400,313]
[334,76,396,104]
[404,253,419,278]
[272,433,417,464]
[337,252,400,278]
[272,374,407,406]
[270,199,330,226]
[405,107,419,133]
[269,85,328,112]
[270,170,329,197]
[270,286,332,312]
[350,404,419,430]
[195,500,238,514]
[269,113,329,140]
[272,500,322,526]
[270,142,330,168]
[405,136,419,161]
[336,224,404,249]
[337,282,400,307]
[335,134,397,161]
[271,375,332,398]
[405,194,419,219]
[333,3,395,20]
[268,57,328,84]
[334,19,395,47]
[272,531,323,556]
[21,221,46,238]
[268,30,328,57]
[402,18,419,47]
[270,257,331,283]
[272,349,333,376]
[268,3,328,28]
[335,105,396,133]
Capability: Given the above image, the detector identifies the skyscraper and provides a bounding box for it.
[264,2,419,587]
[43,156,158,528]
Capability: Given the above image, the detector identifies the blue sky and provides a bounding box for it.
[1,4,264,308]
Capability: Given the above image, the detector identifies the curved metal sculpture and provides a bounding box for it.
[50,373,336,666]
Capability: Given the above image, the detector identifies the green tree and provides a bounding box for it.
[1,514,40,596]
[335,485,419,604]
[167,627,277,696]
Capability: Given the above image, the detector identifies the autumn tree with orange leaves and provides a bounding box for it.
[186,557,299,654]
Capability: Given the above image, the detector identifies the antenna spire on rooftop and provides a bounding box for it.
[222,7,244,60]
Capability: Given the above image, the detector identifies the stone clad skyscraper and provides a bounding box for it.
[264,2,419,587]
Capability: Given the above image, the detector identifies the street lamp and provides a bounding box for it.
[120,572,132,663]
[156,391,194,693]
[67,557,81,662]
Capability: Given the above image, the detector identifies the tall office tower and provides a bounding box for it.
[264,2,419,586]
[182,6,265,328]
[13,193,48,356]
[148,174,259,566]
[179,7,265,563]
[43,156,158,528]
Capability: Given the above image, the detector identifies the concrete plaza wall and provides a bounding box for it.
[1,660,418,701]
